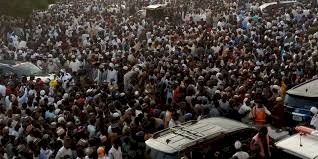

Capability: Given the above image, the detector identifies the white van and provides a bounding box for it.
[259,1,300,13]
[275,126,318,159]
[145,117,257,159]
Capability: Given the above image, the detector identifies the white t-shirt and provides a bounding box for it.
[168,119,179,128]
[0,85,6,97]
[310,115,318,129]
[238,104,251,115]
[106,69,118,84]
[109,146,122,159]
[233,151,249,159]
[69,60,82,72]
[55,146,72,159]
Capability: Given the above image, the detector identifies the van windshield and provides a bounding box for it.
[146,147,178,159]
[284,94,318,110]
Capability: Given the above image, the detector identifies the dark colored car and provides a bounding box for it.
[284,78,318,126]
[0,61,50,80]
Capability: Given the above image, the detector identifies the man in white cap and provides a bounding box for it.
[232,141,249,159]
[106,63,118,84]
[310,106,318,129]
[68,55,82,73]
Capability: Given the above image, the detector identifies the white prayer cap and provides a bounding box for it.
[234,141,242,149]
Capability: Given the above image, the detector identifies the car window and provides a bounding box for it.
[285,94,318,110]
[216,129,253,158]
[146,147,178,159]
[182,134,226,159]
[12,63,42,76]
[230,128,258,143]
[0,66,15,75]
[216,128,257,159]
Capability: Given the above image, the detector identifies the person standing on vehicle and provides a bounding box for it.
[250,127,271,159]
[250,99,271,126]
[310,106,318,129]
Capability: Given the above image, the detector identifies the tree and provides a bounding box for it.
[0,0,49,17]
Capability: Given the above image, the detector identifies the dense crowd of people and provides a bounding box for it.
[0,0,318,158]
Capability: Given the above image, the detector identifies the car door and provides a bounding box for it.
[220,128,258,159]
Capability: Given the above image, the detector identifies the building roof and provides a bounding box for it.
[145,117,248,154]
[276,133,318,159]
[287,78,318,98]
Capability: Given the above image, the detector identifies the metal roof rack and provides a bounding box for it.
[146,117,249,154]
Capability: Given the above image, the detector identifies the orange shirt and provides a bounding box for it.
[253,107,266,124]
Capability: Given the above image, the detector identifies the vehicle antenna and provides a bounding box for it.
[299,133,303,147]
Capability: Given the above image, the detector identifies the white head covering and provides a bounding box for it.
[112,112,120,118]
[56,127,65,136]
[100,135,107,143]
[310,107,318,114]
[40,90,46,96]
[63,93,69,100]
[57,116,65,123]
[234,141,242,149]
[216,72,222,79]
[87,125,96,138]
[109,63,114,68]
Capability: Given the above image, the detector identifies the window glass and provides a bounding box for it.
[221,129,257,158]
[147,147,177,159]
[0,66,14,75]
[13,63,42,76]
[183,134,226,159]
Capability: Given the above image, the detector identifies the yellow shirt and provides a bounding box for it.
[49,80,58,88]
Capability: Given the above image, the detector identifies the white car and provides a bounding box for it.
[259,1,300,13]
[275,126,318,159]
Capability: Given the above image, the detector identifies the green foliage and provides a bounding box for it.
[0,0,49,17]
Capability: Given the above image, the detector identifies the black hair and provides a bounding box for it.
[259,126,268,136]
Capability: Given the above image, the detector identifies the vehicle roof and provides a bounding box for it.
[145,4,167,10]
[276,133,318,159]
[0,60,28,66]
[286,78,318,98]
[145,117,249,154]
[259,1,298,11]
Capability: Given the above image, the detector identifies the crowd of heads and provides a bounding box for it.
[0,0,318,158]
